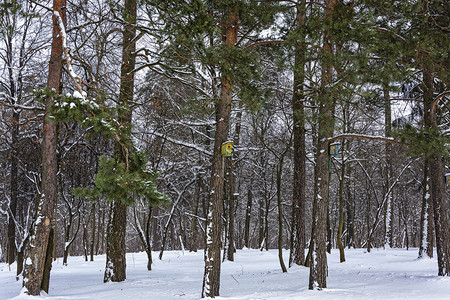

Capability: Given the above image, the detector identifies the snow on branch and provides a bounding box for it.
[328,133,403,145]
[135,131,213,156]
[53,10,87,99]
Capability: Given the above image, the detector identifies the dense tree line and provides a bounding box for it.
[0,0,448,297]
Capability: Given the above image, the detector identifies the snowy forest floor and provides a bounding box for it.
[1,248,449,300]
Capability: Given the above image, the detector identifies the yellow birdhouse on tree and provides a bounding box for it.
[221,141,233,157]
[329,142,341,157]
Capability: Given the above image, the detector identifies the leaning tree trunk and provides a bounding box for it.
[290,0,307,268]
[103,0,137,283]
[202,12,238,298]
[22,0,64,295]
[309,0,336,290]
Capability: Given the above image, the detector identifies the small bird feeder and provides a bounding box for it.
[329,142,341,157]
[221,141,233,157]
[445,173,450,185]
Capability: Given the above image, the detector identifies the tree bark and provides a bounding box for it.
[418,160,431,258]
[309,0,337,290]
[202,11,238,298]
[422,59,450,275]
[22,0,65,295]
[226,105,242,261]
[104,201,127,282]
[104,0,137,282]
[290,0,307,267]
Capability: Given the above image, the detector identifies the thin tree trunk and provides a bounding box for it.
[7,111,19,265]
[277,165,287,273]
[90,203,96,261]
[418,160,431,258]
[22,1,64,294]
[226,160,236,261]
[345,167,354,248]
[226,105,242,261]
[190,176,201,252]
[383,88,394,248]
[244,184,252,248]
[145,208,153,270]
[337,141,345,263]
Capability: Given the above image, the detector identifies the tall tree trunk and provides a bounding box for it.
[422,59,450,275]
[104,0,137,282]
[22,0,64,294]
[290,0,307,267]
[418,160,431,258]
[7,112,19,265]
[202,11,238,298]
[337,140,345,263]
[90,203,96,261]
[309,0,336,290]
[226,106,242,261]
[383,88,394,248]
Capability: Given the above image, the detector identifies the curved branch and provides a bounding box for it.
[431,90,450,115]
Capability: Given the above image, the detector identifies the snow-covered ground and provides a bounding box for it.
[1,248,449,299]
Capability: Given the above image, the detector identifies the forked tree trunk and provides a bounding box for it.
[22,0,64,295]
